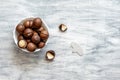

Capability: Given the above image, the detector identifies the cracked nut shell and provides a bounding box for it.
[18,40,27,48]
[46,50,55,61]
[59,24,67,32]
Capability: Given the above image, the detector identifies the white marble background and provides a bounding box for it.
[0,0,120,80]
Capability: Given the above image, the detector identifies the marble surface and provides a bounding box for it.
[0,0,120,80]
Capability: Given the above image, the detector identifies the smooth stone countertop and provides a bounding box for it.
[0,0,120,80]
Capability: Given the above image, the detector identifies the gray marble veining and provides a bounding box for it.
[0,0,120,80]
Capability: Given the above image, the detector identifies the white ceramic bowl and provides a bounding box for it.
[13,18,49,53]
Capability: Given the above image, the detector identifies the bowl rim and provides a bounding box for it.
[13,17,49,53]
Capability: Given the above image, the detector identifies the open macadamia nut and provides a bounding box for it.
[59,24,67,32]
[18,40,27,48]
[46,50,55,61]
[40,30,49,40]
[15,17,49,52]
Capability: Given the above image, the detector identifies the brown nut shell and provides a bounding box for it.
[27,42,37,52]
[40,30,49,39]
[38,42,45,48]
[23,20,33,28]
[46,50,55,61]
[23,28,33,38]
[16,24,25,34]
[31,33,40,44]
[33,17,42,28]
[18,34,24,41]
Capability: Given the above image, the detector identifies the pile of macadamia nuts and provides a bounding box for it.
[15,16,69,61]
[16,17,49,52]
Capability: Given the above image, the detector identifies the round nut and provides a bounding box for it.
[27,42,37,52]
[18,40,27,48]
[46,50,55,61]
[18,34,24,41]
[40,30,49,39]
[23,28,33,38]
[16,24,25,34]
[33,17,42,28]
[38,42,45,48]
[23,20,33,28]
[31,33,40,44]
